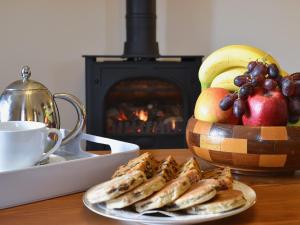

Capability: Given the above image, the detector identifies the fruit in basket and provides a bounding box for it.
[210,67,247,92]
[281,73,300,97]
[281,73,300,124]
[281,78,296,96]
[198,45,282,90]
[194,88,238,124]
[242,89,288,126]
[287,96,300,124]
[233,98,247,118]
[218,61,293,126]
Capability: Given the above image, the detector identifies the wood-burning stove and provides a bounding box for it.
[84,0,202,150]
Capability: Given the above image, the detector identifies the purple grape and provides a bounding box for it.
[239,83,254,100]
[275,76,283,87]
[288,114,299,123]
[267,64,279,79]
[281,78,295,96]
[247,61,257,72]
[234,75,248,87]
[233,99,246,118]
[264,79,277,91]
[293,80,300,96]
[251,74,265,87]
[219,94,235,111]
[250,63,268,78]
[288,96,300,116]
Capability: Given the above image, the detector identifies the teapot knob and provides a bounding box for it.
[20,65,31,80]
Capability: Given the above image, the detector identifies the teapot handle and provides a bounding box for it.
[53,93,86,145]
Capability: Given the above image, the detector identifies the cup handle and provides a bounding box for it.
[39,128,63,162]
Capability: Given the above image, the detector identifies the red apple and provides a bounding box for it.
[242,89,288,126]
[194,88,238,124]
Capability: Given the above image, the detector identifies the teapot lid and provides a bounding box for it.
[5,66,48,91]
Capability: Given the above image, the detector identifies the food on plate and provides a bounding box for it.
[157,155,179,181]
[86,170,146,204]
[165,179,217,211]
[186,189,246,215]
[85,152,247,216]
[135,158,202,212]
[135,169,200,213]
[112,152,158,179]
[202,167,233,190]
[106,156,178,209]
[178,157,201,178]
[106,175,166,209]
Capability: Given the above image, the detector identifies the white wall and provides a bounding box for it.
[210,0,300,73]
[0,0,107,129]
[0,0,299,129]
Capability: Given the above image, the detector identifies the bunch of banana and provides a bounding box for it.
[199,45,284,90]
[210,67,247,92]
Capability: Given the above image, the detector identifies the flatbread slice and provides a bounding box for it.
[186,189,246,215]
[178,157,201,175]
[157,156,179,181]
[106,175,166,209]
[165,179,217,211]
[202,167,233,190]
[112,152,158,179]
[135,169,200,213]
[178,157,202,183]
[86,170,146,204]
[106,156,178,209]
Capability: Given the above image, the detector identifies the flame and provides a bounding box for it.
[171,119,176,130]
[117,111,128,121]
[134,109,148,122]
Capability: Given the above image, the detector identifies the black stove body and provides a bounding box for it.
[84,0,202,150]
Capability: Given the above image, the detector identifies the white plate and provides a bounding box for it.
[83,180,256,225]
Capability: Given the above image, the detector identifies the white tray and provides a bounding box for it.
[0,129,139,209]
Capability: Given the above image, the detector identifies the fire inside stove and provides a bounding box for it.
[105,79,184,135]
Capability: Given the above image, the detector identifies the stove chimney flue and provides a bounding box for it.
[124,0,159,58]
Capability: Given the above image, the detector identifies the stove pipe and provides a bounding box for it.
[123,0,159,58]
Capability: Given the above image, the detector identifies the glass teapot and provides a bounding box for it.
[0,66,86,145]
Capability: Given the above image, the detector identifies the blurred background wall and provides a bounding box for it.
[0,0,299,129]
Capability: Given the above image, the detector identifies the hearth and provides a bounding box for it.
[84,0,202,150]
[105,79,183,136]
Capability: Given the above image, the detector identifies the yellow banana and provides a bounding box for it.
[199,45,281,90]
[281,69,288,77]
[210,67,247,92]
[210,67,288,92]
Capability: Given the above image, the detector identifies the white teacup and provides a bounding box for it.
[0,121,62,172]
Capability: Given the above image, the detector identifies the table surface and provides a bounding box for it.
[1,149,300,225]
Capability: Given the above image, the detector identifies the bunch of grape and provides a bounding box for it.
[219,61,283,119]
[283,73,300,123]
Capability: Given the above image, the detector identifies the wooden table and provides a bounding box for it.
[1,149,300,225]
